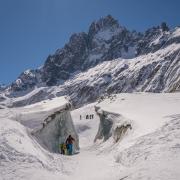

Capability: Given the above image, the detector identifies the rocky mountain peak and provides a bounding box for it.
[88,15,120,37]
[9,69,42,93]
[69,32,88,45]
[4,15,180,96]
[161,22,169,32]
[143,22,169,38]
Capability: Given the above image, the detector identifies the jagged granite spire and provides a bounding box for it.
[88,15,120,37]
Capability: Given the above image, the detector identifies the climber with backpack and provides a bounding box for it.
[66,135,75,155]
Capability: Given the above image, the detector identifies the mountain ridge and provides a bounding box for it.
[0,15,180,107]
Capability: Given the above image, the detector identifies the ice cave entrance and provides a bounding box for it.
[34,103,79,154]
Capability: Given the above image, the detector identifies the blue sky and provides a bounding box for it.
[0,0,179,85]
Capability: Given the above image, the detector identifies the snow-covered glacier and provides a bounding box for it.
[0,93,180,180]
[0,96,79,180]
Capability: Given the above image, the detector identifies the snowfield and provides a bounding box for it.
[0,93,180,180]
[95,93,180,179]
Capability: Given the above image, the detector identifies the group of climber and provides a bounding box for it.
[80,114,94,120]
[60,135,75,155]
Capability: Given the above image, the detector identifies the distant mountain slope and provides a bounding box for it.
[1,15,180,107]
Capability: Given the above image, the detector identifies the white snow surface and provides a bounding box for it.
[71,103,99,148]
[95,93,180,180]
[0,93,180,180]
[172,27,180,38]
[96,93,180,137]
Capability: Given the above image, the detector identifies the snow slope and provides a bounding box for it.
[71,103,99,148]
[96,93,180,138]
[94,93,180,180]
[56,93,180,180]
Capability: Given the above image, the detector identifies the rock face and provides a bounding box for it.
[8,69,42,95]
[41,15,127,86]
[2,15,180,107]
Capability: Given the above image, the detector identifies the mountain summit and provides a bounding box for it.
[1,15,180,107]
[88,15,120,36]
